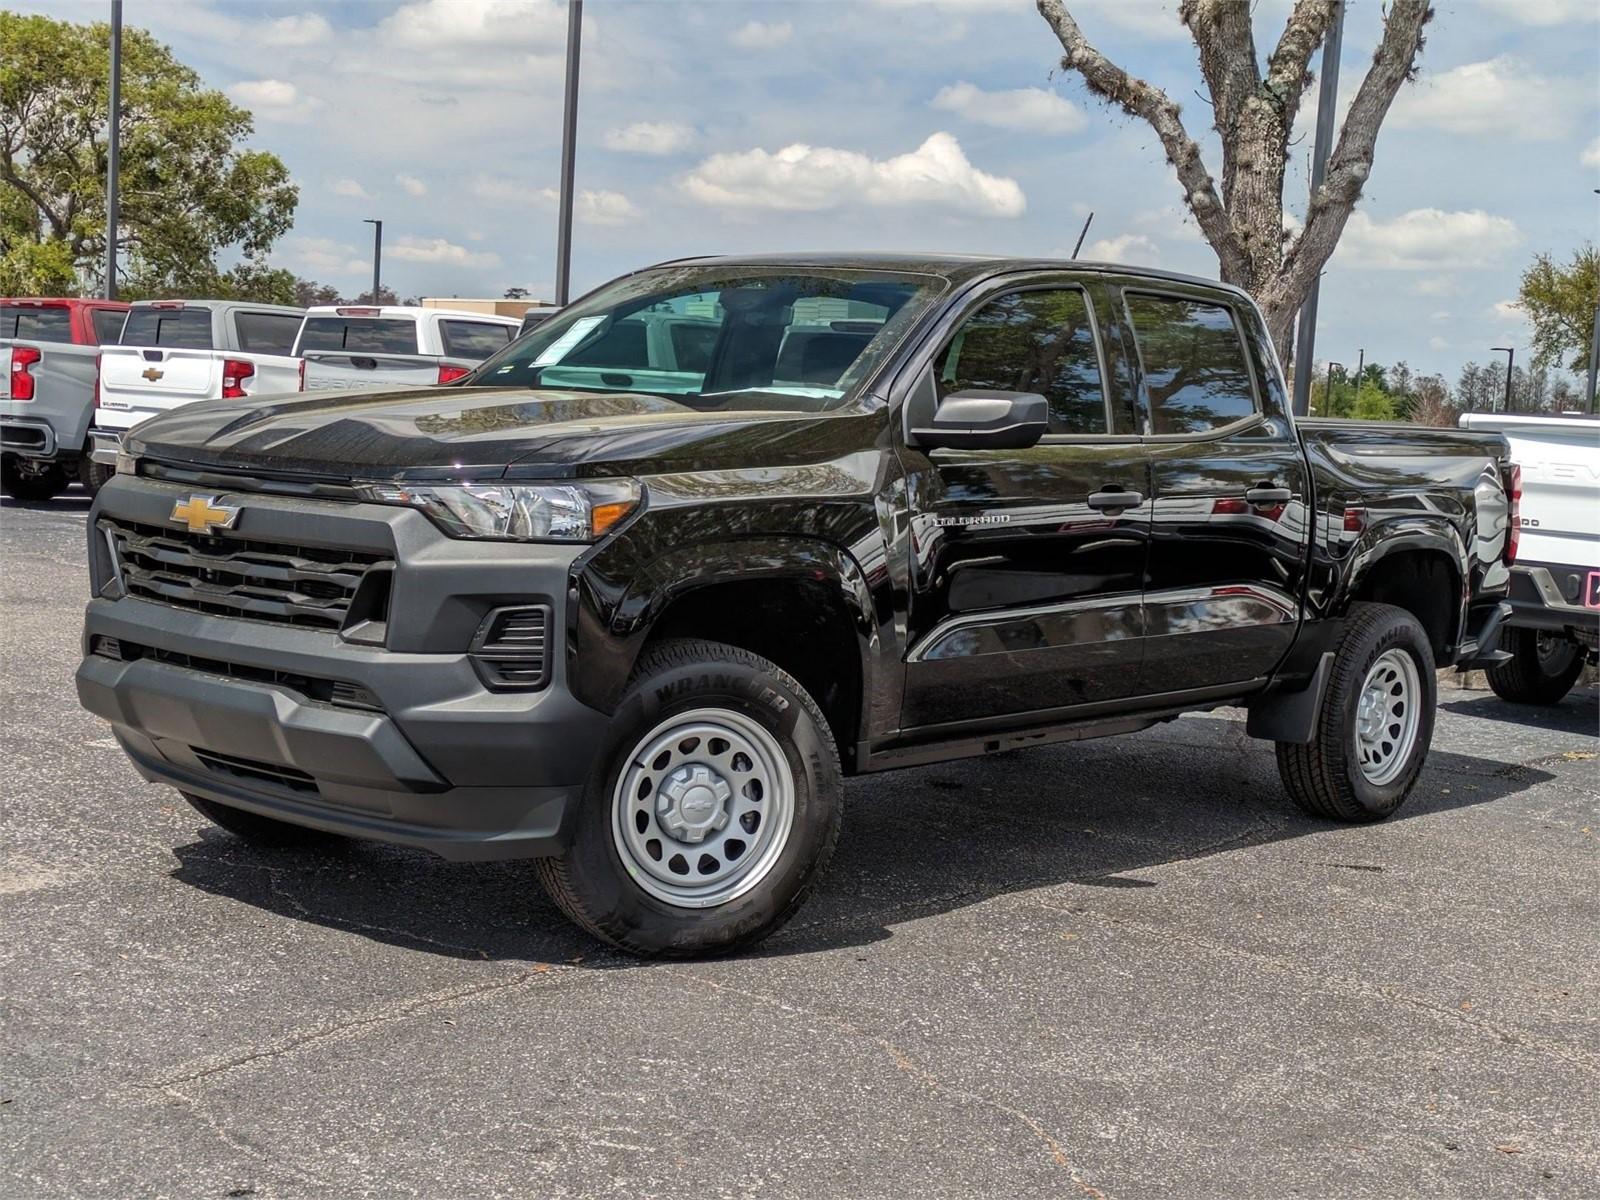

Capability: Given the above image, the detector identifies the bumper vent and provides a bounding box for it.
[193,748,318,795]
[101,518,390,631]
[470,605,551,691]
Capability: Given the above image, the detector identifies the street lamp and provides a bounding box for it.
[554,0,583,306]
[1321,360,1343,415]
[363,218,383,303]
[1491,346,1515,413]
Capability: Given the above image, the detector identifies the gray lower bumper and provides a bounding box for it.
[88,428,122,465]
[1,418,58,459]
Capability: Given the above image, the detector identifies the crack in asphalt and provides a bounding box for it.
[1029,898,1600,1076]
[677,972,1111,1199]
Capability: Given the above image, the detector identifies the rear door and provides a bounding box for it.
[1114,282,1310,693]
[98,304,221,426]
[898,273,1153,730]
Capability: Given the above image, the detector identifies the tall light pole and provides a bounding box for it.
[554,0,583,306]
[1290,0,1344,417]
[104,0,123,300]
[1587,188,1599,414]
[363,219,382,302]
[1321,360,1343,415]
[1491,346,1514,413]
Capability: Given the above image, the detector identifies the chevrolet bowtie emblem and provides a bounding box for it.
[170,494,240,535]
[141,367,164,382]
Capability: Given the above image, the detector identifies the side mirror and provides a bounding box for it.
[910,389,1049,451]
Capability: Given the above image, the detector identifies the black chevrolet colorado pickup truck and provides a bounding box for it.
[77,255,1517,956]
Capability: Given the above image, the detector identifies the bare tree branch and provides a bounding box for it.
[1036,0,1247,282]
[1179,0,1259,208]
[1269,0,1433,324]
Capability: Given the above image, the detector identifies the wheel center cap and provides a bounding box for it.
[657,764,733,843]
[1358,690,1385,739]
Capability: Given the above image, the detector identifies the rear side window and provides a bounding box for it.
[121,307,214,349]
[91,308,126,344]
[2,306,74,343]
[670,322,720,373]
[1125,294,1257,435]
[439,320,512,360]
[934,287,1107,435]
[234,312,302,355]
[563,319,648,367]
[298,317,419,354]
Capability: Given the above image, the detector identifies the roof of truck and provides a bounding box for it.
[648,252,1252,302]
[303,304,521,324]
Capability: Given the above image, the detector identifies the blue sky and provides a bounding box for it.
[29,0,1600,386]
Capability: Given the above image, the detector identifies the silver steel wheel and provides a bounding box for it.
[611,707,796,909]
[1354,648,1421,786]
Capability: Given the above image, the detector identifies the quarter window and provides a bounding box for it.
[91,308,127,344]
[1125,294,1257,435]
[439,320,513,360]
[234,312,303,355]
[934,288,1107,435]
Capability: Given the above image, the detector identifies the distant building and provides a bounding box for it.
[420,297,555,318]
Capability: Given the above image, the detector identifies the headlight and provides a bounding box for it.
[358,479,640,542]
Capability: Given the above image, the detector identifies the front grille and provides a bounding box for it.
[193,748,319,794]
[103,518,389,630]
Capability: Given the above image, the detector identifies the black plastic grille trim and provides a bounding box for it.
[102,517,390,630]
[193,748,319,794]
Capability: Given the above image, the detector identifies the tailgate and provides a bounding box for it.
[100,347,219,414]
[301,352,445,391]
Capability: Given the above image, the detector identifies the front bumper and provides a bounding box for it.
[77,473,613,860]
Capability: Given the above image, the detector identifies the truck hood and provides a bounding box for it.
[126,385,872,480]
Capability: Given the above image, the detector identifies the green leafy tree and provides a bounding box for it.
[1351,379,1396,421]
[1517,244,1599,373]
[0,12,297,299]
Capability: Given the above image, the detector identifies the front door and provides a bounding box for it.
[899,278,1152,730]
[1115,285,1311,693]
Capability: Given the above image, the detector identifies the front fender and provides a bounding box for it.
[570,534,883,715]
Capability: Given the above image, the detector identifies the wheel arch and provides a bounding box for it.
[1339,522,1468,661]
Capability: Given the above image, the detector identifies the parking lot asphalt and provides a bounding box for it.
[3,488,1597,1200]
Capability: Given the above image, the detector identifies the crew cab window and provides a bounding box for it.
[91,309,126,344]
[439,320,513,360]
[234,312,302,355]
[934,288,1107,435]
[120,307,214,349]
[298,317,419,355]
[2,306,74,342]
[1125,294,1257,435]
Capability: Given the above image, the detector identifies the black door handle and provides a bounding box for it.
[1245,485,1292,505]
[1087,489,1144,512]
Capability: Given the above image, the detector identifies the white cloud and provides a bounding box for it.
[226,79,320,123]
[1491,299,1524,321]
[537,188,642,226]
[1081,234,1159,264]
[730,20,793,49]
[930,82,1086,135]
[1428,335,1451,352]
[1411,276,1458,297]
[387,236,501,269]
[396,174,428,197]
[1478,0,1600,25]
[377,0,567,51]
[603,122,696,156]
[1391,57,1582,140]
[280,236,370,278]
[874,0,1185,39]
[258,13,334,46]
[469,175,527,207]
[1335,208,1521,270]
[1582,137,1600,169]
[681,132,1025,218]
[330,178,372,200]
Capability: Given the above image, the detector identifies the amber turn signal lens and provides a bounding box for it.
[591,500,637,537]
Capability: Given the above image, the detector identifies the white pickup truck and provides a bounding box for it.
[90,300,304,464]
[1459,411,1599,703]
[295,306,520,391]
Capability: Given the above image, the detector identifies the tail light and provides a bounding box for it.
[438,364,472,384]
[297,358,306,392]
[221,358,255,399]
[1504,462,1521,564]
[10,346,41,401]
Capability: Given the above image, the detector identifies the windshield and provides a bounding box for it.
[467,265,945,413]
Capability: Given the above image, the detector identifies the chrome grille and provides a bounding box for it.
[102,517,389,630]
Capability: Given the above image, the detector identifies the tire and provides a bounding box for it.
[181,792,344,849]
[536,638,843,958]
[78,456,115,495]
[1,456,68,502]
[1486,628,1584,706]
[1276,602,1437,823]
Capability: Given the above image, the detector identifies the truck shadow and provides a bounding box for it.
[166,720,1559,966]
[1438,686,1599,736]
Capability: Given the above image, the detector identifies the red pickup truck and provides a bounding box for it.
[1,297,129,500]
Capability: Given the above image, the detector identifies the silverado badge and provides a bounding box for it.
[170,494,239,535]
[141,367,164,382]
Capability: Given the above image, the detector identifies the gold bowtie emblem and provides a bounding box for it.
[141,367,164,381]
[170,494,239,535]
